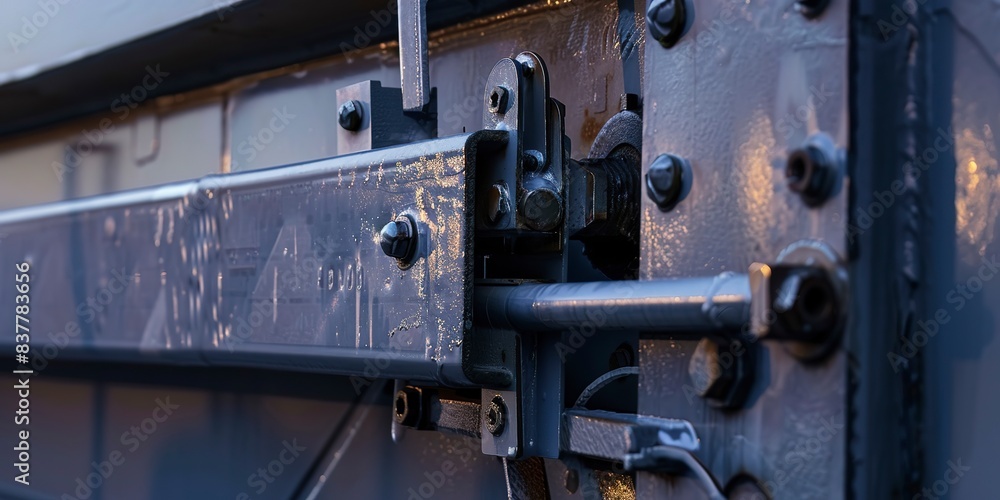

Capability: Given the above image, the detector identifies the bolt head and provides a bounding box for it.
[773,267,838,342]
[485,395,507,436]
[338,100,364,131]
[394,388,421,427]
[786,144,835,207]
[521,188,563,231]
[795,0,831,19]
[646,0,687,48]
[646,154,685,211]
[379,215,417,263]
[486,182,510,225]
[688,338,736,400]
[488,86,509,115]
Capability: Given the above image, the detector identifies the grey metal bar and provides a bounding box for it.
[475,273,751,332]
[398,0,430,111]
[0,132,507,387]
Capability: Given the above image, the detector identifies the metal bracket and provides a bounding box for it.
[336,80,437,155]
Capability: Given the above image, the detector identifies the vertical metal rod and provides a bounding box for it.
[398,0,430,112]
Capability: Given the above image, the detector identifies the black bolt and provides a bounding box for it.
[646,0,687,48]
[379,215,418,264]
[485,395,507,436]
[795,0,831,19]
[645,153,686,212]
[394,388,421,427]
[521,187,563,231]
[522,150,544,171]
[488,86,509,115]
[688,338,733,400]
[687,337,754,409]
[338,100,364,131]
[786,144,836,207]
[772,267,838,343]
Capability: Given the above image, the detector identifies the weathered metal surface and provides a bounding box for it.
[0,1,639,498]
[0,132,502,386]
[398,0,431,111]
[638,0,850,497]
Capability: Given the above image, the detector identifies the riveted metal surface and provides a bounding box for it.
[638,0,849,497]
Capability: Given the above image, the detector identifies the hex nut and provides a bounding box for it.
[485,395,507,436]
[786,144,836,207]
[488,86,509,115]
[688,338,731,399]
[394,388,421,427]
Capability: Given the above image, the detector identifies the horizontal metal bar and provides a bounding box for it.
[0,132,507,386]
[474,273,751,332]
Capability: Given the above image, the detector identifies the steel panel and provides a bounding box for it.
[638,0,850,496]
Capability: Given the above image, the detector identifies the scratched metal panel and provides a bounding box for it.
[638,0,849,497]
[0,134,483,386]
[203,134,481,386]
[0,184,205,363]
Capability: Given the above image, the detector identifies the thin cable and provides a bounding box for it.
[573,366,639,408]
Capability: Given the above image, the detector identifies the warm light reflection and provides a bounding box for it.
[736,108,782,250]
[955,127,999,261]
